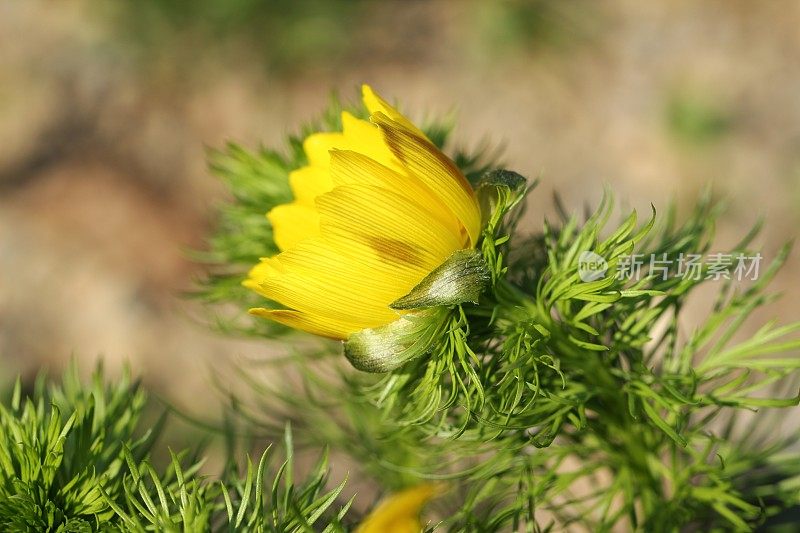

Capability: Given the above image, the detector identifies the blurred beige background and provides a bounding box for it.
[1,0,798,406]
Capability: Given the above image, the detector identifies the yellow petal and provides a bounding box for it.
[372,112,481,246]
[267,203,320,251]
[327,150,464,245]
[340,111,399,171]
[302,111,396,171]
[289,166,333,206]
[244,257,282,288]
[362,84,428,140]
[316,184,463,272]
[303,132,345,168]
[255,181,466,333]
[356,484,439,533]
[248,308,354,340]
[252,241,410,333]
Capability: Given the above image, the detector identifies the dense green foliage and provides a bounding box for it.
[0,365,351,532]
[198,98,800,531]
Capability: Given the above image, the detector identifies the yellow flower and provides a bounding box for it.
[356,484,439,533]
[244,85,481,340]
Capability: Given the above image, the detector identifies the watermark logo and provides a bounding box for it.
[577,251,763,282]
[578,251,609,282]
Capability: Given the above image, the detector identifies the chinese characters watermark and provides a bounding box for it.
[578,252,762,283]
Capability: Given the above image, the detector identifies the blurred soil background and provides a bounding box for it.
[1,0,799,444]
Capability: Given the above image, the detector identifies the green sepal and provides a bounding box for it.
[476,169,528,229]
[390,249,490,310]
[343,309,448,373]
